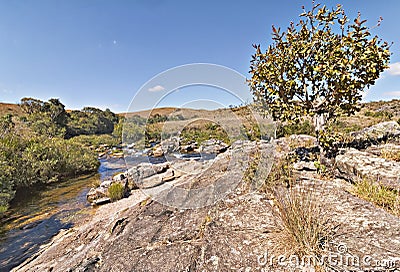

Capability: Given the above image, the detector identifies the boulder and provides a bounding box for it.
[16,138,400,272]
[350,121,400,142]
[86,178,130,203]
[293,161,317,171]
[136,169,178,189]
[112,173,126,182]
[150,145,164,157]
[93,197,111,206]
[179,143,197,153]
[160,137,180,153]
[335,148,400,190]
[86,187,108,202]
[365,143,400,158]
[200,139,229,154]
[17,175,400,272]
[127,162,170,187]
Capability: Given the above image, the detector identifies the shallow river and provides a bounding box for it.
[0,157,127,271]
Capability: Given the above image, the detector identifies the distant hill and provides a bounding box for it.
[2,99,399,126]
[120,107,215,119]
[0,103,22,116]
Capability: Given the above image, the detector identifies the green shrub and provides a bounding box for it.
[0,134,99,213]
[108,183,125,201]
[68,134,120,149]
[364,110,393,121]
[276,120,315,138]
[180,121,230,145]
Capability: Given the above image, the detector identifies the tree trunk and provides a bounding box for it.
[314,113,327,163]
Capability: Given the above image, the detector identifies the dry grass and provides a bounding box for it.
[380,149,400,162]
[262,155,296,191]
[270,183,336,270]
[353,179,400,216]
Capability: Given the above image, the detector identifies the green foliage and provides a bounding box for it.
[108,183,125,201]
[122,115,147,145]
[276,120,315,138]
[20,97,119,138]
[20,98,68,138]
[67,107,118,137]
[313,160,327,174]
[179,121,230,145]
[147,113,168,124]
[144,124,161,147]
[69,134,120,149]
[249,3,391,152]
[0,133,99,213]
[364,110,393,121]
[0,114,14,137]
[331,120,363,134]
[0,97,119,214]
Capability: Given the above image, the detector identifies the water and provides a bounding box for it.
[0,152,216,271]
[0,157,127,271]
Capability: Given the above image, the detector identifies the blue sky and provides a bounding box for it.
[0,0,399,112]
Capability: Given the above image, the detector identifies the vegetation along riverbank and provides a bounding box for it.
[0,98,121,215]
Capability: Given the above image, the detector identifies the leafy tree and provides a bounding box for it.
[249,3,391,154]
[20,97,67,138]
[67,107,118,137]
[20,97,44,114]
[44,98,68,127]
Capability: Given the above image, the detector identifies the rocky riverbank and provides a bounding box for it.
[13,121,400,272]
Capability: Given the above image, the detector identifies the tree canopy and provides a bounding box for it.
[249,3,391,147]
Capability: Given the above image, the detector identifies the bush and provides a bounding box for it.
[180,121,230,145]
[68,134,120,149]
[108,183,125,201]
[0,134,99,214]
[276,120,315,138]
[364,110,393,121]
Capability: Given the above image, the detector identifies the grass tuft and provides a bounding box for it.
[271,183,335,266]
[380,149,400,162]
[353,179,400,216]
[108,183,125,201]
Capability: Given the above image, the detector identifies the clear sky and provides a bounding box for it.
[0,0,399,112]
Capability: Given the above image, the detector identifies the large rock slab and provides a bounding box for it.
[350,121,400,142]
[13,175,400,272]
[127,162,170,185]
[13,141,400,272]
[335,148,400,189]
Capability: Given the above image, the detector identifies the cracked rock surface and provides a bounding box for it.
[13,125,400,272]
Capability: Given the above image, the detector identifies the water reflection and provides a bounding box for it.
[0,157,127,271]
